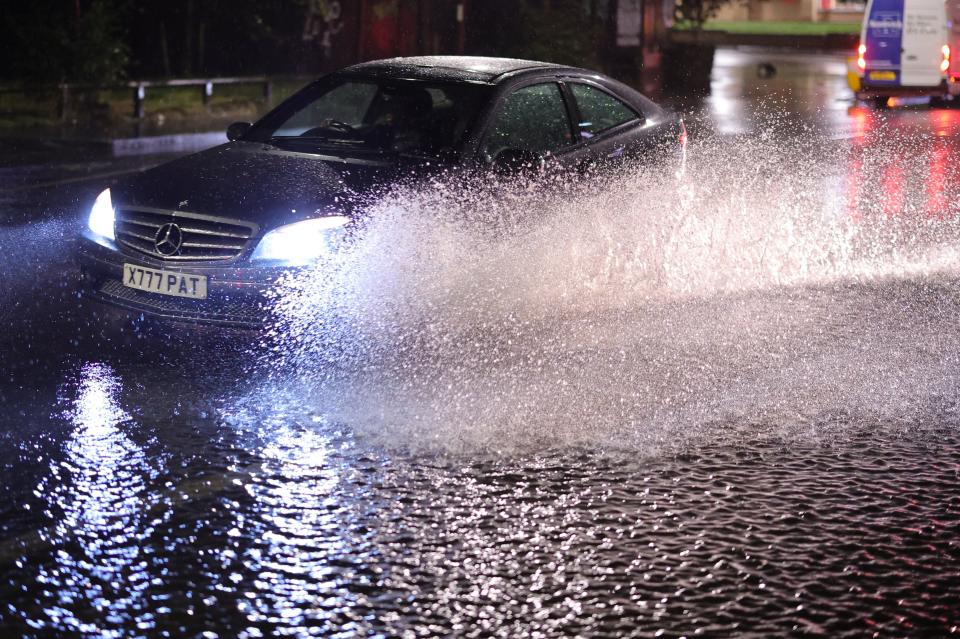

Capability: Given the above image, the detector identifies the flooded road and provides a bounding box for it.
[2,49,960,637]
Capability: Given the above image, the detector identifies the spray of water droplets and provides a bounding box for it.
[248,123,960,455]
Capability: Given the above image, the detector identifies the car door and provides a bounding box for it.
[478,81,586,170]
[563,81,647,167]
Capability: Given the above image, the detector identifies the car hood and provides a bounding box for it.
[112,141,398,232]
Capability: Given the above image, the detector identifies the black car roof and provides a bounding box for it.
[340,56,572,84]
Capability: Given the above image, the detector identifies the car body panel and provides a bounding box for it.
[111,142,391,231]
[344,56,565,83]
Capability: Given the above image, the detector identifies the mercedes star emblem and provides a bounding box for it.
[154,222,183,256]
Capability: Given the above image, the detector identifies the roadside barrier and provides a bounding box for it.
[0,76,308,122]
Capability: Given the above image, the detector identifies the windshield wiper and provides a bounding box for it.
[269,135,364,147]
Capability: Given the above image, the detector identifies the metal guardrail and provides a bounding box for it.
[94,77,273,120]
[0,76,279,121]
[667,29,858,51]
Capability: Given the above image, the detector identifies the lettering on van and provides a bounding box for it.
[869,13,903,37]
[905,13,940,36]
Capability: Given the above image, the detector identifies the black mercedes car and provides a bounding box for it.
[78,56,684,328]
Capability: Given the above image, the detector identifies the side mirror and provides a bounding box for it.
[226,121,252,142]
[493,148,546,176]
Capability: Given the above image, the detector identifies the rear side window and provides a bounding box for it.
[482,83,573,160]
[570,84,638,139]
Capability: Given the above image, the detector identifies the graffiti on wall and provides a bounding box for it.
[617,0,643,47]
[303,0,344,59]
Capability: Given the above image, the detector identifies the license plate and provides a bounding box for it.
[869,71,896,81]
[122,263,207,299]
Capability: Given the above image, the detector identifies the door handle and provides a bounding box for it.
[607,145,625,159]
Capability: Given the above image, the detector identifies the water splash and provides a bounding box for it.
[253,124,960,455]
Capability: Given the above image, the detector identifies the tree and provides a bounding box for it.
[70,0,130,83]
[124,0,309,78]
[466,0,606,69]
[0,0,128,84]
[674,0,747,28]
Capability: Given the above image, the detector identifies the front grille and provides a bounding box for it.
[97,279,265,327]
[115,207,258,262]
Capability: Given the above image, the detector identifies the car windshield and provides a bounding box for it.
[247,77,489,158]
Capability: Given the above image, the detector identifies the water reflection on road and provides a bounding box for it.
[233,418,357,632]
[29,363,159,634]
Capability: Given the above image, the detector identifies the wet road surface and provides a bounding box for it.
[2,49,960,637]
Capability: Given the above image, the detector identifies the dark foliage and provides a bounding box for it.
[466,0,608,69]
[125,0,310,78]
[1,0,615,85]
[1,0,128,84]
[675,0,748,28]
[0,0,310,85]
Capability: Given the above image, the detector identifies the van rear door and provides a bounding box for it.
[862,0,904,86]
[900,0,947,86]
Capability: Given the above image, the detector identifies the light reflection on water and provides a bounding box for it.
[234,420,354,632]
[4,98,960,637]
[3,326,959,636]
[31,362,161,635]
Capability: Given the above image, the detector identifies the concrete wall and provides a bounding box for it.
[818,9,864,23]
[712,0,863,23]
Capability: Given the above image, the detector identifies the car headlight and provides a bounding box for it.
[87,188,115,241]
[251,216,351,264]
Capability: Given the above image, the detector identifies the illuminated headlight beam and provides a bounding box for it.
[251,216,351,265]
[87,188,116,241]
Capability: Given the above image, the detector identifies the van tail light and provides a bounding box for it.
[857,43,866,71]
[941,44,951,73]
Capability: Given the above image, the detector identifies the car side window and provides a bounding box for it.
[482,83,573,161]
[570,84,638,139]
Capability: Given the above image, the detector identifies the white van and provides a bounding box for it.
[856,0,953,105]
